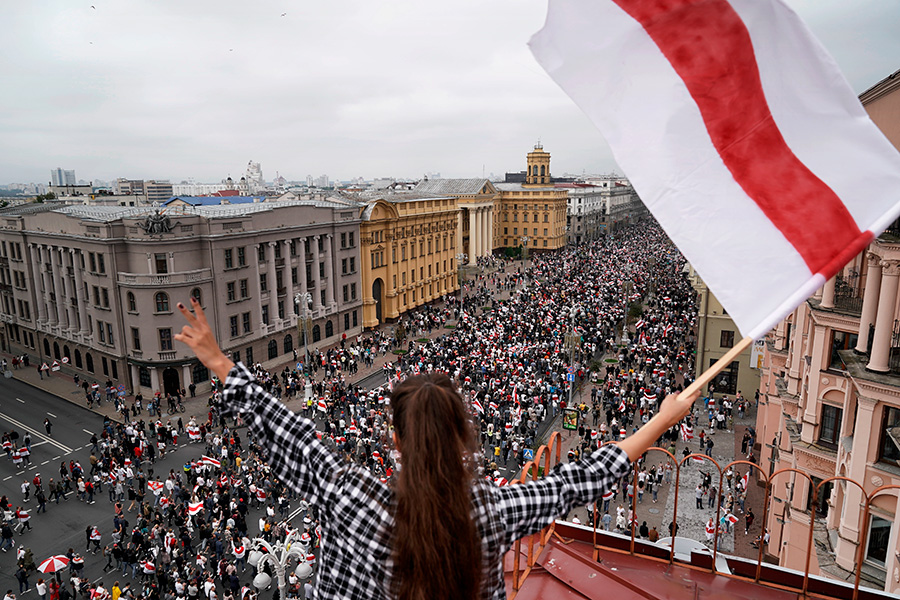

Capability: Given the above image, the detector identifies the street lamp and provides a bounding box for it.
[456,253,467,313]
[294,292,313,370]
[247,529,314,599]
[520,236,529,286]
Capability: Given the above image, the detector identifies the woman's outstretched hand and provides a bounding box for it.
[175,296,235,381]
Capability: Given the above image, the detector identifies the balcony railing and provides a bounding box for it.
[118,268,212,286]
[506,434,893,599]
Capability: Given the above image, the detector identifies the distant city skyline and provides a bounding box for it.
[1,0,897,186]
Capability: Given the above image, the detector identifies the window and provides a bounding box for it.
[159,328,173,351]
[155,253,168,274]
[89,253,96,272]
[283,335,293,354]
[343,285,349,303]
[86,353,94,373]
[127,292,137,312]
[268,340,278,360]
[139,366,151,387]
[866,516,891,567]
[131,327,141,351]
[237,246,246,266]
[242,312,251,333]
[102,288,110,308]
[107,323,113,344]
[878,406,900,465]
[344,313,350,330]
[720,330,735,348]
[262,305,269,325]
[155,292,170,313]
[97,254,105,273]
[240,279,249,299]
[350,257,355,272]
[246,346,253,365]
[325,320,333,338]
[278,300,284,319]
[819,404,842,447]
[320,289,326,307]
[98,321,105,344]
[224,248,233,269]
[102,357,109,376]
[230,316,239,337]
[710,359,739,395]
[258,244,266,262]
[349,232,355,247]
[227,282,236,302]
[290,241,296,256]
[340,232,347,248]
[342,258,348,275]
[319,262,325,278]
[260,273,268,292]
[829,330,858,370]
[191,288,202,305]
[312,324,321,342]
[231,351,240,364]
[351,283,357,300]
[193,363,209,384]
[274,243,281,259]
[353,310,358,327]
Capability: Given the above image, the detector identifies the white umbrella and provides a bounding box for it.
[38,555,70,573]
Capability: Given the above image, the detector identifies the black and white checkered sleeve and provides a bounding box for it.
[222,362,343,506]
[495,443,632,546]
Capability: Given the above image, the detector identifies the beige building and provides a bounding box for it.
[756,68,900,593]
[358,192,460,328]
[687,264,761,398]
[0,199,363,396]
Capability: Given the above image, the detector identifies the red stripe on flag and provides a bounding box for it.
[611,0,872,277]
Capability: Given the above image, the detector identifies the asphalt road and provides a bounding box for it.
[0,379,283,596]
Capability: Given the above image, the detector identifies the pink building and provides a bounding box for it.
[757,68,900,593]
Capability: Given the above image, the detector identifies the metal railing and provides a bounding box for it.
[507,440,890,600]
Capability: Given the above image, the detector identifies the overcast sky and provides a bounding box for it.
[1,0,898,185]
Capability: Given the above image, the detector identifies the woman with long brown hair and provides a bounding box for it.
[175,297,696,599]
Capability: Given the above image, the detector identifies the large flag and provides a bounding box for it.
[530,0,900,339]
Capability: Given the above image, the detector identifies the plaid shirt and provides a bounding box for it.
[223,362,631,599]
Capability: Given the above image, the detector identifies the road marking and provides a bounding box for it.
[0,409,73,454]
[41,460,50,465]
[83,429,93,435]
[32,440,49,448]
[16,397,25,403]
[2,476,10,481]
[47,412,57,418]
[52,456,60,461]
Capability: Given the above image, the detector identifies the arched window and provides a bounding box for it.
[155,292,169,313]
[127,292,136,312]
[312,325,321,342]
[191,288,202,306]
[63,345,71,361]
[540,165,545,176]
[532,165,538,176]
[283,334,293,354]
[86,353,94,373]
[53,342,60,360]
[43,339,51,357]
[75,349,82,369]
[325,320,334,338]
[268,339,278,360]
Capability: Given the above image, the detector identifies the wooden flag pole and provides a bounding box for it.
[678,336,754,400]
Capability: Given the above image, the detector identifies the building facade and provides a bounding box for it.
[0,199,363,397]
[358,192,460,328]
[561,183,607,245]
[755,69,900,594]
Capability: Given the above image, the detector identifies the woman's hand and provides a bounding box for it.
[175,297,234,381]
[657,389,699,429]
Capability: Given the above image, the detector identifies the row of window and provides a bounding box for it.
[229,311,359,365]
[222,234,356,270]
[505,213,550,223]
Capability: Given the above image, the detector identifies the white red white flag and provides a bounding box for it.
[727,513,739,524]
[530,0,900,339]
[471,398,484,414]
[188,501,204,515]
[147,480,164,492]
[200,455,221,468]
[680,423,693,441]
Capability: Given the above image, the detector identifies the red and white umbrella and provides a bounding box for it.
[38,555,70,573]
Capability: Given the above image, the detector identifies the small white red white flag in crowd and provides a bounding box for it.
[188,501,204,516]
[200,455,221,468]
[727,513,739,524]
[147,480,164,492]
[471,398,484,414]
[680,423,693,442]
[530,0,900,339]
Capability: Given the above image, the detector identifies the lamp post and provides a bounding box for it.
[520,236,529,287]
[247,529,313,600]
[294,292,313,371]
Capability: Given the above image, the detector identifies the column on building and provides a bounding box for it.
[456,209,464,261]
[469,207,478,266]
[855,253,882,354]
[299,237,309,308]
[51,247,66,327]
[283,239,295,319]
[70,249,89,334]
[312,235,323,311]
[182,365,191,390]
[325,234,335,309]
[254,244,265,320]
[820,276,836,309]
[62,250,76,329]
[150,367,160,394]
[836,394,878,567]
[866,260,900,372]
[801,324,828,443]
[41,246,57,326]
[481,207,488,258]
[30,245,47,323]
[488,205,494,255]
[131,364,140,393]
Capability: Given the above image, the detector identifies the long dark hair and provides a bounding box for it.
[390,373,482,600]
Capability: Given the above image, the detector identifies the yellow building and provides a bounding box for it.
[359,193,460,327]
[496,144,569,252]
